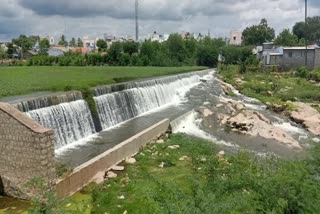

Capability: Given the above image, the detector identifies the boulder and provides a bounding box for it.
[106,171,117,179]
[112,166,125,171]
[168,145,180,150]
[290,102,320,136]
[125,157,137,164]
[227,110,301,149]
[156,139,165,144]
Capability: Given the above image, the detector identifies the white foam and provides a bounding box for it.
[172,111,237,147]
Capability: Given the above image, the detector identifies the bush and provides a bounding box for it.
[295,66,308,78]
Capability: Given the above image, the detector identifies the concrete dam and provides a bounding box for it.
[0,69,211,198]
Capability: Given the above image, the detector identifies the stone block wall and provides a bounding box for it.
[0,102,56,199]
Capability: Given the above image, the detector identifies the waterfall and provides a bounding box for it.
[27,100,96,149]
[94,70,209,130]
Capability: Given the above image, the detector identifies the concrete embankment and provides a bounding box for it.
[55,119,170,198]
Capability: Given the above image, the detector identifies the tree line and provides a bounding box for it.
[27,35,253,67]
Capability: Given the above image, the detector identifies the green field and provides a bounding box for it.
[0,66,207,98]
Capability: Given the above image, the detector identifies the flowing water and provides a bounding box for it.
[27,100,96,149]
[94,71,206,130]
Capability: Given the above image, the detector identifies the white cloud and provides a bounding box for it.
[0,0,319,41]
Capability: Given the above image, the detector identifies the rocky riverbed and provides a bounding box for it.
[174,73,318,158]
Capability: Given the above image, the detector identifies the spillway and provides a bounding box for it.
[26,100,96,149]
[94,70,209,130]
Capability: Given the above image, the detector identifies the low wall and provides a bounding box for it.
[0,102,56,199]
[56,119,170,198]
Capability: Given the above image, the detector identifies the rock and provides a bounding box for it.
[198,108,214,117]
[313,138,320,143]
[179,156,190,161]
[290,102,320,136]
[267,91,273,96]
[159,162,165,168]
[235,103,246,111]
[168,145,180,150]
[227,110,301,149]
[156,139,165,144]
[106,171,117,179]
[125,157,137,164]
[216,104,224,108]
[267,103,287,113]
[225,104,236,115]
[118,195,125,200]
[217,151,225,159]
[200,157,207,162]
[112,166,125,171]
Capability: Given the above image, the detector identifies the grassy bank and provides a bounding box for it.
[218,65,320,106]
[89,134,320,213]
[0,66,207,98]
[3,134,320,213]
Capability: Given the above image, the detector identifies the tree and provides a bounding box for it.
[166,33,186,63]
[77,38,83,47]
[108,41,123,65]
[274,29,299,46]
[6,43,14,57]
[0,46,8,62]
[96,39,108,52]
[293,17,320,44]
[242,19,275,46]
[39,39,50,53]
[12,35,34,51]
[69,38,77,47]
[123,41,139,56]
[293,22,305,40]
[58,35,68,46]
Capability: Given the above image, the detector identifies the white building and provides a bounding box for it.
[229,31,243,46]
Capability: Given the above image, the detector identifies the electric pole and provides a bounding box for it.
[305,0,308,67]
[135,0,139,41]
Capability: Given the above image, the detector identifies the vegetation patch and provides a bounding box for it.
[218,65,320,107]
[0,66,206,98]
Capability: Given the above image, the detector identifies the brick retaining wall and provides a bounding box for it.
[0,102,56,199]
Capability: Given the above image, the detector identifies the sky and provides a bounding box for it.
[0,0,320,42]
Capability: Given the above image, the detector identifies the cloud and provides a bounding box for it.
[0,0,319,41]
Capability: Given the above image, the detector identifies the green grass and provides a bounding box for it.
[88,134,320,214]
[0,66,207,98]
[218,65,320,106]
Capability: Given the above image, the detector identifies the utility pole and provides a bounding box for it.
[135,0,139,41]
[305,0,308,67]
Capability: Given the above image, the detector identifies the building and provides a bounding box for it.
[229,31,243,46]
[260,43,320,70]
[40,36,55,45]
[82,37,96,51]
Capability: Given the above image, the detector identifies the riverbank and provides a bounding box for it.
[217,65,320,136]
[53,134,320,213]
[0,66,207,98]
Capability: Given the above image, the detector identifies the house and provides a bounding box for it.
[82,37,96,51]
[229,31,243,46]
[48,47,69,56]
[260,43,320,70]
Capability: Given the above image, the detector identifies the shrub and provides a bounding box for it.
[295,66,308,78]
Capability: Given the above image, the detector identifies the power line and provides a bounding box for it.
[305,0,308,67]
